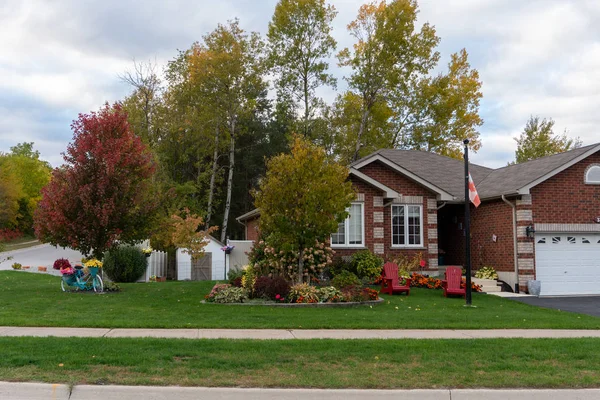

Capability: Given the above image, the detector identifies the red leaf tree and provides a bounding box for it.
[34,103,157,259]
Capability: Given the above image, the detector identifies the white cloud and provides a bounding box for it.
[1,0,599,169]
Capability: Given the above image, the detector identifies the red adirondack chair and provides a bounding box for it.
[380,262,411,296]
[442,266,466,298]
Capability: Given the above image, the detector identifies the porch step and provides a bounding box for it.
[471,278,501,293]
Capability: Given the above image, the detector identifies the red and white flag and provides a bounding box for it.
[468,173,481,207]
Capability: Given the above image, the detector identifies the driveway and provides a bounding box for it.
[0,244,84,272]
[507,295,600,318]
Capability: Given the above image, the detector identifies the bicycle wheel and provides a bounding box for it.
[93,275,104,293]
[61,278,68,292]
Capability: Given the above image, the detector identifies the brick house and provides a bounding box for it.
[237,143,600,296]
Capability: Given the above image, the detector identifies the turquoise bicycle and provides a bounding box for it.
[61,265,104,293]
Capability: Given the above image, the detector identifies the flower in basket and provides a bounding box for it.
[60,266,74,275]
[53,258,71,271]
[221,245,235,253]
[142,247,153,255]
[84,259,103,268]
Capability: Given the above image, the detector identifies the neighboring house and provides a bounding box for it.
[237,143,600,296]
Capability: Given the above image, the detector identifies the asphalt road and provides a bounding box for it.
[506,295,600,318]
[0,244,84,271]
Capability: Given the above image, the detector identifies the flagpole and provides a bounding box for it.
[463,139,473,306]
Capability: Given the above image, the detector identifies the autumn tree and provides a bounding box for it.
[268,0,337,137]
[514,116,582,163]
[0,143,52,233]
[189,19,267,242]
[171,208,218,260]
[34,104,157,259]
[253,135,355,282]
[337,0,482,161]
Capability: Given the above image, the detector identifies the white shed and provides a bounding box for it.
[176,236,227,281]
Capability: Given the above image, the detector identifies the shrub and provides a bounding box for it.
[103,280,121,292]
[361,287,379,300]
[227,268,244,285]
[248,238,334,283]
[241,265,257,298]
[475,266,498,280]
[213,287,248,303]
[331,270,361,289]
[327,257,355,277]
[340,284,363,302]
[102,246,147,283]
[253,276,273,299]
[316,286,343,303]
[205,283,231,302]
[394,253,424,277]
[288,283,319,303]
[410,272,482,292]
[0,228,22,242]
[11,262,22,270]
[53,258,71,270]
[264,276,291,301]
[352,250,383,281]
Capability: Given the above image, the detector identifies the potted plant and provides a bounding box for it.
[142,247,153,257]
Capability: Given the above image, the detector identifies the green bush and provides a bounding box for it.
[352,250,383,281]
[327,257,355,277]
[475,266,498,280]
[227,268,244,286]
[331,270,361,290]
[102,246,147,283]
[316,286,342,303]
[288,283,319,303]
[213,287,248,303]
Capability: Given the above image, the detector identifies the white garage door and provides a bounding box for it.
[535,233,600,296]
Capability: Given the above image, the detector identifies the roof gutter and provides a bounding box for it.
[501,195,519,292]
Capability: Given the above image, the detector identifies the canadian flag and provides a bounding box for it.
[468,173,481,207]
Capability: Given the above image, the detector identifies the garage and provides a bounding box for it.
[534,233,600,296]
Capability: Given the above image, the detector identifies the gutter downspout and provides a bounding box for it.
[502,195,520,292]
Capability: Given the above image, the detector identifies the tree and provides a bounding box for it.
[0,162,23,228]
[337,0,439,161]
[514,116,582,163]
[337,0,483,161]
[253,135,355,282]
[268,0,337,137]
[188,19,267,242]
[171,208,217,260]
[34,103,157,259]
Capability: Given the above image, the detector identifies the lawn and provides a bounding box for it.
[1,336,599,388]
[1,271,599,329]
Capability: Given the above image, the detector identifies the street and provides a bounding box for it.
[0,244,84,271]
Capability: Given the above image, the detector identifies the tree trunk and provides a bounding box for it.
[221,120,235,243]
[303,74,310,137]
[206,124,220,226]
[352,107,369,162]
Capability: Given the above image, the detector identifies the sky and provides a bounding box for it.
[1,0,599,168]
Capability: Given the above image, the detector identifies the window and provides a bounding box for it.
[331,203,364,247]
[391,205,423,247]
[585,165,600,184]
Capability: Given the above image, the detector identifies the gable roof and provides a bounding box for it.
[352,149,493,201]
[352,143,600,201]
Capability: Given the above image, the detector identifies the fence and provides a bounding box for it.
[138,251,167,282]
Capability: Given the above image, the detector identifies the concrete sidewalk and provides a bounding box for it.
[2,326,600,339]
[2,382,600,400]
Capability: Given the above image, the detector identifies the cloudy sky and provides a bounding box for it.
[1,0,599,168]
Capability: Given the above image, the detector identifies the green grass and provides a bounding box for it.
[1,271,599,329]
[1,336,599,388]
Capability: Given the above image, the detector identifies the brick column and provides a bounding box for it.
[372,195,385,255]
[516,195,534,292]
[426,198,438,271]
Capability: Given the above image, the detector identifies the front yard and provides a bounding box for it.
[1,271,599,329]
[1,336,599,388]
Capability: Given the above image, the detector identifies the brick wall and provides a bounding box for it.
[245,217,260,241]
[471,199,515,272]
[334,161,439,269]
[531,151,600,224]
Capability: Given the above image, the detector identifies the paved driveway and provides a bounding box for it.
[507,295,600,318]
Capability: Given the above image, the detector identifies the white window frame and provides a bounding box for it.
[584,164,600,185]
[330,202,365,248]
[390,204,424,248]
